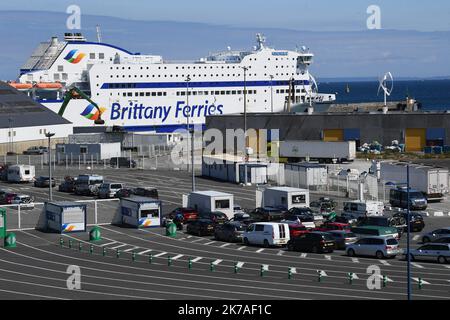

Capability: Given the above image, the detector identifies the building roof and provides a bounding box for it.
[192,190,233,197]
[0,81,71,129]
[266,187,309,193]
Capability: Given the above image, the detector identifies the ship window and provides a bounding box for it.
[221,91,225,95]
[54,73,60,80]
[226,91,231,95]
[157,92,162,96]
[135,92,139,96]
[58,65,64,72]
[237,90,242,94]
[215,91,220,95]
[163,92,167,96]
[140,92,145,96]
[232,90,236,95]
[123,93,126,97]
[180,92,185,96]
[99,53,105,59]
[90,53,95,59]
[127,93,132,97]
[152,92,156,96]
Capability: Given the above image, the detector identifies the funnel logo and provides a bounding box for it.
[64,49,86,64]
[80,104,106,121]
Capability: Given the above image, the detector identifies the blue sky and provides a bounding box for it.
[1,0,450,31]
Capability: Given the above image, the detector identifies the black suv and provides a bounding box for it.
[34,176,56,188]
[249,207,285,222]
[186,219,215,236]
[214,222,246,242]
[110,157,137,168]
[392,212,425,232]
[198,211,228,225]
[132,187,159,199]
[287,232,336,253]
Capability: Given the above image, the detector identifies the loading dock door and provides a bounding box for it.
[405,128,426,152]
[426,128,445,147]
[323,129,344,142]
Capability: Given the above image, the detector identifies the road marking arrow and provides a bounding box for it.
[300,253,307,258]
[324,255,331,260]
[351,258,359,263]
[236,262,245,268]
[413,277,430,285]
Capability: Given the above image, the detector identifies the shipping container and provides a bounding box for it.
[184,191,234,219]
[280,140,356,163]
[262,187,310,210]
[285,163,328,189]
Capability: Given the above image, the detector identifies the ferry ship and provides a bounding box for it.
[13,33,336,132]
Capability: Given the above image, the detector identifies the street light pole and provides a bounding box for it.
[45,132,55,201]
[185,75,191,173]
[406,164,411,300]
[240,66,249,185]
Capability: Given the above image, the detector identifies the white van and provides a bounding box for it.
[7,165,35,183]
[342,200,384,219]
[242,222,290,247]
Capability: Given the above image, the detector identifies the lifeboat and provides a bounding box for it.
[8,82,33,90]
[34,82,63,90]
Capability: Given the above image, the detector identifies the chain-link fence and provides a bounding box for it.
[1,198,121,231]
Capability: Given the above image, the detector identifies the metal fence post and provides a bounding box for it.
[28,155,31,166]
[91,154,94,169]
[16,154,18,164]
[78,155,81,169]
[18,205,21,230]
[66,155,68,169]
[94,200,98,225]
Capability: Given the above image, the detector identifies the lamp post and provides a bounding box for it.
[185,75,191,173]
[240,66,249,185]
[45,132,55,201]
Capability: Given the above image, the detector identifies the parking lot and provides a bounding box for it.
[0,165,449,300]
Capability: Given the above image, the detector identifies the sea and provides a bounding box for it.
[318,79,450,111]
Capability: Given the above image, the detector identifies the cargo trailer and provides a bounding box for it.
[279,140,356,163]
[262,187,310,210]
[184,191,234,219]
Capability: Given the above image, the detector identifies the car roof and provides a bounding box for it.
[359,236,396,240]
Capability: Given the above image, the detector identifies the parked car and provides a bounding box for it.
[0,189,13,204]
[404,244,450,264]
[288,207,323,223]
[243,222,290,247]
[214,221,246,242]
[132,187,159,199]
[327,230,358,250]
[98,183,124,199]
[314,222,351,232]
[110,157,137,168]
[248,207,285,222]
[392,211,425,232]
[351,226,400,239]
[422,228,450,243]
[34,176,56,188]
[310,198,337,218]
[390,187,428,211]
[346,237,400,259]
[186,219,215,236]
[356,216,404,238]
[58,176,77,193]
[233,204,246,215]
[74,174,104,196]
[23,146,46,155]
[287,223,310,238]
[0,165,8,181]
[169,207,199,223]
[198,211,228,225]
[339,213,359,225]
[287,231,335,253]
[10,194,35,210]
[283,207,317,229]
[431,237,450,244]
[115,188,133,198]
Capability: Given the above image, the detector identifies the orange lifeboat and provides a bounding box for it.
[34,82,63,89]
[8,82,33,90]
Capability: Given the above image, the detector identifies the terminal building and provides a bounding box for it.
[0,81,73,154]
[205,111,450,153]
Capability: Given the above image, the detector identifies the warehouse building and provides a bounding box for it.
[205,111,450,153]
[0,81,73,154]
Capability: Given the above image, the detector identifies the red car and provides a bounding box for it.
[0,192,16,205]
[314,222,351,232]
[288,223,310,238]
[170,207,199,223]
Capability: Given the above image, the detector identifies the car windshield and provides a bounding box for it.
[386,238,398,245]
[410,192,424,199]
[110,184,122,189]
[345,232,356,238]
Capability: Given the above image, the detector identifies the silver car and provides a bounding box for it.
[98,183,124,199]
[421,227,450,243]
[346,236,400,259]
[328,230,358,250]
[11,194,35,210]
[405,244,450,264]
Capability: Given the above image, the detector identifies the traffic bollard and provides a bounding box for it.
[59,238,64,247]
[234,262,238,274]
[210,261,215,272]
[348,272,353,285]
[188,258,192,270]
[383,275,387,287]
[116,249,120,259]
[132,251,136,262]
[78,242,82,251]
[89,244,94,254]
[69,240,73,249]
[418,278,423,290]
[260,265,264,277]
[102,247,106,257]
[168,256,172,266]
[149,254,153,264]
[288,268,292,280]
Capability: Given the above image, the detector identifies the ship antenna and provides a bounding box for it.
[96,25,102,43]
[256,33,266,50]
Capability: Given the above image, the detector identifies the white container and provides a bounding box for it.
[380,162,449,201]
[280,140,356,162]
[44,202,86,233]
[285,163,328,189]
[262,187,310,210]
[7,165,35,183]
[186,191,234,219]
[242,222,290,247]
[56,142,121,161]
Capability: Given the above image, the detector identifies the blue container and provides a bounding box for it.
[424,146,433,154]
[433,146,443,154]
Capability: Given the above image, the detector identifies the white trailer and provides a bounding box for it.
[262,187,310,210]
[7,165,35,183]
[56,142,121,161]
[380,162,448,201]
[184,191,234,219]
[280,140,356,163]
[285,163,328,189]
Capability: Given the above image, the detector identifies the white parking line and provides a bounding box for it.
[300,253,307,258]
[256,248,265,253]
[123,247,139,252]
[204,241,216,245]
[186,236,192,238]
[109,244,127,250]
[352,258,359,263]
[153,252,167,258]
[237,246,246,251]
[277,250,284,256]
[236,262,245,268]
[220,243,231,248]
[191,257,203,262]
[411,262,424,269]
[99,241,117,247]
[212,259,223,266]
[324,255,331,260]
[413,235,421,241]
[379,260,391,266]
[290,268,297,274]
[172,254,184,260]
[191,238,204,243]
[137,249,152,255]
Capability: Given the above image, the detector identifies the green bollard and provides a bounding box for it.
[132,251,136,262]
[78,242,82,251]
[89,244,94,254]
[102,247,106,257]
[383,275,387,287]
[4,233,16,248]
[418,278,423,290]
[348,272,353,285]
[168,256,172,266]
[59,237,64,247]
[69,239,73,249]
[89,226,102,242]
[188,258,192,270]
[288,268,292,280]
[260,265,264,277]
[210,261,215,272]
[234,262,238,274]
[318,270,322,282]
[149,253,153,264]
[116,249,120,259]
